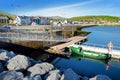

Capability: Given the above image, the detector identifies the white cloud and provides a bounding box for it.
[19,0,101,17]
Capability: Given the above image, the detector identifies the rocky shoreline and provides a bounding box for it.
[0,49,112,80]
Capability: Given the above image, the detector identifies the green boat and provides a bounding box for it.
[69,44,111,60]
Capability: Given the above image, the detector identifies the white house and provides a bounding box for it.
[13,16,50,26]
[63,20,68,24]
[63,20,72,24]
[13,16,31,25]
[57,22,62,26]
[31,22,37,26]
[13,16,20,25]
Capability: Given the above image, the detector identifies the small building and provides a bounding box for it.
[30,17,50,25]
[13,16,31,25]
[57,22,62,26]
[9,19,14,24]
[0,16,9,23]
[34,18,40,25]
[40,17,50,25]
[31,22,37,26]
[63,20,72,24]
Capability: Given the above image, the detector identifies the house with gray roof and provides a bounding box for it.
[0,16,9,23]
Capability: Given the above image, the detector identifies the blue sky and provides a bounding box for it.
[0,0,120,17]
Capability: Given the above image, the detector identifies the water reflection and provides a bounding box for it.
[54,54,120,80]
[70,53,111,70]
[54,26,120,80]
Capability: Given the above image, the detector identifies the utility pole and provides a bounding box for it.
[5,16,8,26]
[11,4,20,29]
[50,20,53,39]
[72,23,74,37]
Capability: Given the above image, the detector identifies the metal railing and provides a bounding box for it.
[0,29,67,42]
[81,42,120,50]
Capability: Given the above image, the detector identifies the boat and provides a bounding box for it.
[46,47,72,57]
[69,44,111,60]
[71,53,110,64]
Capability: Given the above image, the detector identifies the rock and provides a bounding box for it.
[28,62,54,75]
[90,74,112,80]
[29,58,42,66]
[82,76,89,80]
[24,74,42,80]
[45,70,61,80]
[7,55,31,71]
[61,68,80,80]
[0,61,4,72]
[0,49,16,62]
[0,71,24,80]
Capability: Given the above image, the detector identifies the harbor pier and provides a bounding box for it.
[45,36,87,57]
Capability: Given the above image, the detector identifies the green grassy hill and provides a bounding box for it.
[49,16,66,21]
[0,11,16,20]
[69,15,120,22]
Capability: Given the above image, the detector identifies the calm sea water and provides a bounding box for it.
[82,26,120,49]
[54,26,120,80]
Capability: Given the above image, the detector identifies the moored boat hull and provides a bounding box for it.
[70,46,111,60]
[81,50,111,59]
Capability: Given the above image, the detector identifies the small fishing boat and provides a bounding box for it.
[69,44,111,60]
[46,47,72,57]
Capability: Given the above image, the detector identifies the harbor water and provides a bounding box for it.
[54,26,120,80]
[82,26,120,50]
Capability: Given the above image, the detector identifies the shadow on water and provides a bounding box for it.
[53,53,120,80]
[0,41,70,62]
[70,53,120,71]
[0,41,55,61]
[70,53,110,66]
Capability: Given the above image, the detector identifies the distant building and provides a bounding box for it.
[0,16,9,23]
[13,16,50,26]
[13,16,31,25]
[63,20,72,24]
[31,17,41,25]
[57,22,62,26]
[52,21,58,25]
[9,19,14,24]
[40,17,50,25]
